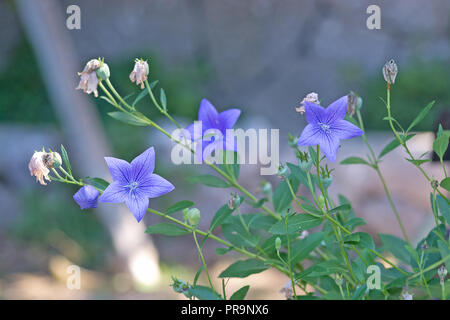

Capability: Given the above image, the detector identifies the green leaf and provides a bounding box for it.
[343,233,360,245]
[354,232,375,250]
[131,80,158,107]
[379,234,411,264]
[345,217,367,231]
[406,158,431,166]
[187,174,230,188]
[440,178,450,192]
[379,135,415,159]
[145,223,190,236]
[433,134,449,160]
[437,240,450,272]
[328,204,351,215]
[160,88,167,111]
[187,285,222,300]
[340,157,370,166]
[229,285,250,300]
[166,200,194,215]
[437,195,450,224]
[220,151,240,181]
[273,177,299,213]
[215,247,233,256]
[219,259,270,278]
[269,214,322,235]
[290,232,324,265]
[209,204,234,231]
[60,145,72,176]
[107,111,147,126]
[85,177,109,191]
[406,101,435,134]
[99,95,115,106]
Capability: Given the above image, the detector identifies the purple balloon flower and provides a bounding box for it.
[98,147,174,222]
[73,185,100,210]
[186,99,241,160]
[297,95,364,162]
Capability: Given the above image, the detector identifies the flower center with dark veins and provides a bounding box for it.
[127,181,139,191]
[318,122,330,133]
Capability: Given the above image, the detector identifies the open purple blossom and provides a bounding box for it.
[185,99,241,160]
[297,95,364,162]
[98,147,174,222]
[73,185,100,209]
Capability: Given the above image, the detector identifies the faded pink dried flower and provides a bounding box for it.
[296,92,319,114]
[28,151,50,185]
[129,59,149,89]
[76,59,101,97]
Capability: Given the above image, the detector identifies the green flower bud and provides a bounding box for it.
[277,164,288,178]
[96,62,110,80]
[321,175,333,189]
[260,180,272,195]
[275,237,282,252]
[318,195,326,209]
[185,208,201,227]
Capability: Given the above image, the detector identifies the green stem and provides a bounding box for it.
[385,86,450,205]
[315,146,357,284]
[356,109,410,244]
[284,215,298,300]
[192,230,217,299]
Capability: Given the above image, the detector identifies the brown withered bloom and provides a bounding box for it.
[76,59,101,97]
[296,92,319,114]
[129,59,149,89]
[347,92,358,117]
[382,59,398,85]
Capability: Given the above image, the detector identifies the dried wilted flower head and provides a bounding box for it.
[29,151,62,185]
[280,281,293,300]
[438,265,448,285]
[130,59,149,89]
[29,152,49,185]
[347,92,358,117]
[296,92,319,114]
[76,58,101,97]
[382,59,398,85]
[401,290,413,300]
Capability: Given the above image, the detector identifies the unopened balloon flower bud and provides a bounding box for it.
[184,208,201,227]
[382,59,398,85]
[275,237,282,252]
[44,151,62,169]
[296,92,319,114]
[96,62,110,80]
[76,58,101,97]
[438,265,447,285]
[321,175,333,189]
[260,180,272,195]
[228,193,241,210]
[334,274,344,287]
[297,150,312,172]
[318,195,326,209]
[431,179,439,189]
[277,164,288,178]
[130,59,149,89]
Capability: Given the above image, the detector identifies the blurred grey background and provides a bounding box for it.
[0,0,448,299]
